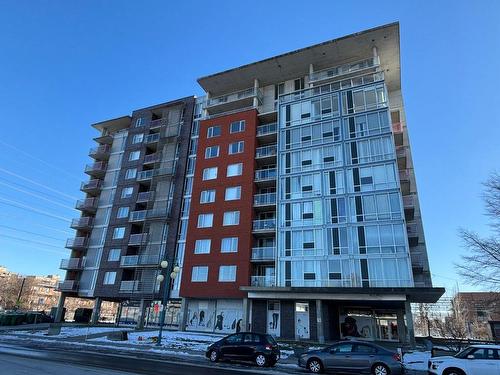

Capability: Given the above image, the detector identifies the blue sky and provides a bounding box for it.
[0,1,498,293]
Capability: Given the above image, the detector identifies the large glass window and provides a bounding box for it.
[225,186,241,201]
[197,213,214,228]
[200,189,216,204]
[202,167,218,180]
[191,266,208,282]
[230,120,245,133]
[218,265,237,282]
[227,163,243,177]
[223,211,240,226]
[194,239,211,254]
[221,237,238,253]
[228,141,244,155]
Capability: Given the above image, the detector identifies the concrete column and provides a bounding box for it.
[309,63,314,87]
[372,46,378,58]
[136,299,147,330]
[54,292,66,323]
[253,79,260,108]
[178,298,189,332]
[316,300,325,344]
[396,308,407,344]
[91,297,102,325]
[241,298,249,332]
[405,300,416,348]
[115,303,123,327]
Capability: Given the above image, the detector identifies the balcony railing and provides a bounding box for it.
[150,118,163,129]
[143,153,160,164]
[144,133,160,144]
[256,123,277,136]
[128,233,148,246]
[255,145,277,159]
[84,161,107,175]
[251,276,276,287]
[407,223,418,237]
[57,280,78,291]
[136,163,176,181]
[205,87,263,108]
[120,280,140,292]
[120,254,160,267]
[65,237,87,249]
[129,210,147,222]
[309,56,380,83]
[137,191,153,202]
[399,170,410,182]
[75,197,98,211]
[146,205,171,219]
[403,195,415,208]
[254,193,276,206]
[89,144,110,159]
[80,179,102,192]
[70,217,93,229]
[255,168,277,182]
[60,258,84,270]
[396,147,407,159]
[251,247,276,261]
[253,219,276,232]
[392,122,403,133]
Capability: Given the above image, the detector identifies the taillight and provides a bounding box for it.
[393,353,401,362]
[265,344,272,350]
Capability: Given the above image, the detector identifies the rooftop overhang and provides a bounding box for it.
[198,22,401,96]
[91,115,131,132]
[240,286,445,304]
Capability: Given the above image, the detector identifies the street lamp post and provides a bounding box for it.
[156,261,180,346]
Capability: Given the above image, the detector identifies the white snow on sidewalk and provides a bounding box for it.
[10,327,132,338]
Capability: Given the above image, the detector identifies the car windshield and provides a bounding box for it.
[454,347,474,359]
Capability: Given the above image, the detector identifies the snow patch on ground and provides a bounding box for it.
[403,351,431,371]
[9,327,132,338]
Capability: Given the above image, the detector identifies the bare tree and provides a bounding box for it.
[456,172,500,290]
[432,294,468,351]
[0,274,23,310]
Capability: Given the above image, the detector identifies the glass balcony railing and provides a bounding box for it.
[136,191,153,203]
[254,168,277,182]
[128,233,148,246]
[256,123,277,136]
[309,56,380,83]
[57,280,77,291]
[89,144,110,158]
[80,179,102,191]
[251,276,276,287]
[255,145,277,159]
[84,161,107,175]
[144,133,160,144]
[143,153,160,164]
[120,280,140,292]
[75,198,98,211]
[60,258,85,270]
[129,210,147,222]
[253,193,276,206]
[150,118,163,129]
[120,254,160,267]
[251,247,275,261]
[136,162,176,181]
[70,217,93,229]
[252,219,276,232]
[205,87,263,108]
[399,170,410,182]
[65,237,87,249]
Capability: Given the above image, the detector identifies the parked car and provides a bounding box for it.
[298,340,403,374]
[428,344,500,375]
[206,332,280,367]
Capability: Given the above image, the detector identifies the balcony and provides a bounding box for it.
[251,276,276,287]
[137,191,154,203]
[119,280,140,292]
[150,118,163,129]
[143,153,160,165]
[251,247,275,262]
[70,217,93,230]
[407,223,419,247]
[120,254,160,268]
[254,168,277,186]
[144,133,160,144]
[89,144,110,160]
[57,280,78,292]
[398,170,410,196]
[253,219,276,233]
[255,145,277,162]
[60,258,85,270]
[256,123,277,143]
[146,205,171,219]
[396,146,408,169]
[93,133,113,145]
[128,233,148,246]
[392,122,403,146]
[309,56,380,84]
[65,237,87,249]
[84,161,107,178]
[129,210,147,222]
[204,87,263,115]
[80,179,102,195]
[75,198,98,213]
[162,124,180,138]
[254,193,276,208]
[403,195,416,221]
[136,162,176,181]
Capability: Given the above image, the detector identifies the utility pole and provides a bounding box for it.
[16,277,26,309]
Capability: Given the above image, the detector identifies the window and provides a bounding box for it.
[134,117,144,127]
[121,187,133,199]
[129,150,140,161]
[202,167,218,180]
[230,120,245,133]
[225,334,243,344]
[221,237,238,253]
[205,145,220,159]
[194,239,211,254]
[354,344,376,354]
[108,249,121,261]
[228,141,244,155]
[331,344,353,354]
[116,207,129,219]
[207,125,221,138]
[200,189,216,203]
[197,213,214,228]
[218,265,237,282]
[227,163,243,177]
[223,211,240,226]
[112,227,125,239]
[225,186,241,201]
[103,271,116,285]
[125,168,137,179]
[132,134,144,144]
[191,266,208,282]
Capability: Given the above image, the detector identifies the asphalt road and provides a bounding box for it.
[0,343,291,375]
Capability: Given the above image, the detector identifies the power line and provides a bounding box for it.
[0,167,79,201]
[0,224,66,242]
[0,234,66,255]
[0,176,76,206]
[0,181,76,212]
[0,197,71,223]
[0,212,73,235]
[0,139,82,181]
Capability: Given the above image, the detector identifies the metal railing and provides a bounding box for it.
[256,144,277,158]
[255,168,277,181]
[251,247,275,261]
[252,219,276,231]
[128,233,148,245]
[253,193,276,206]
[205,87,263,108]
[256,123,277,136]
[120,254,160,267]
[65,237,87,248]
[251,276,276,287]
[309,56,380,83]
[71,217,93,228]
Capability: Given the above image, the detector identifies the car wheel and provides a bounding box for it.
[443,369,465,375]
[255,353,267,367]
[372,363,390,375]
[307,358,323,373]
[209,350,219,362]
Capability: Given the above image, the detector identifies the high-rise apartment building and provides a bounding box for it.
[58,23,443,344]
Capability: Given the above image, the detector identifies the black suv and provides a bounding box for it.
[206,332,280,367]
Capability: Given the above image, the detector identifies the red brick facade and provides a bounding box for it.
[180,109,258,298]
